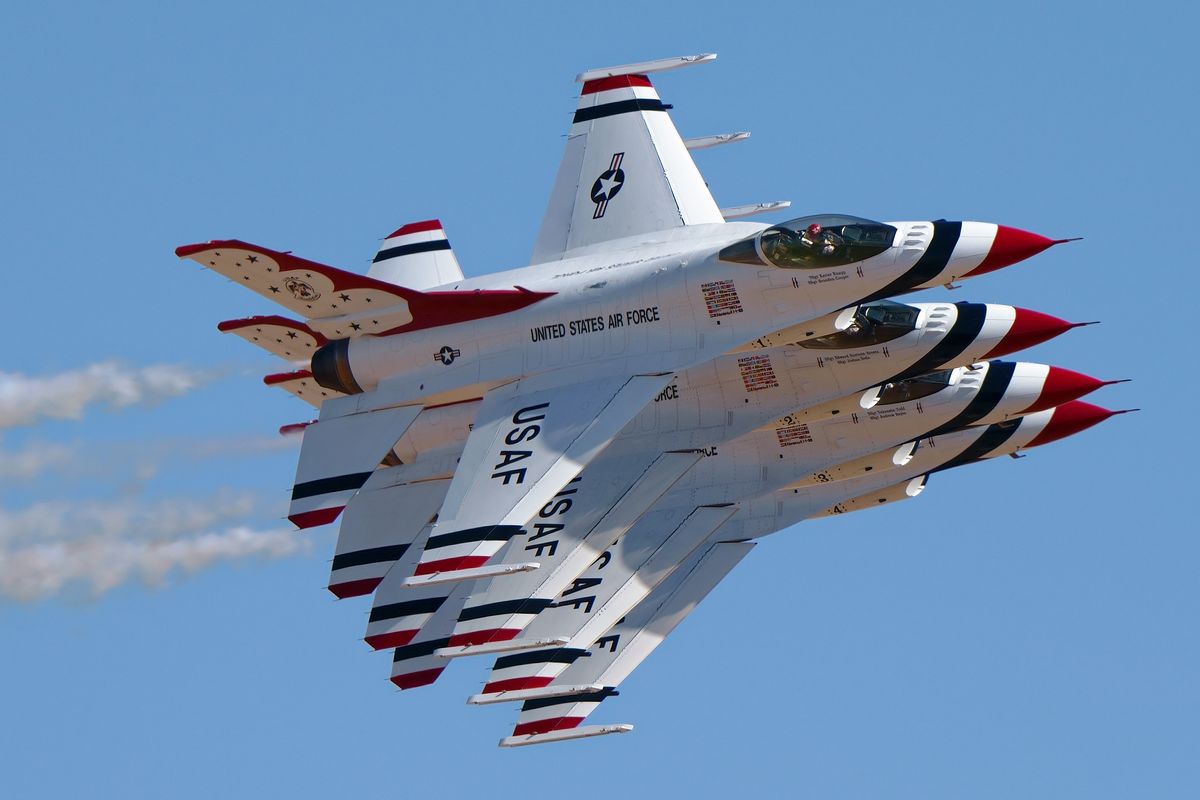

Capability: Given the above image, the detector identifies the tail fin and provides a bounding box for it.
[368,220,465,290]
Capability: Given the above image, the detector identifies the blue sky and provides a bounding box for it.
[2,1,1196,797]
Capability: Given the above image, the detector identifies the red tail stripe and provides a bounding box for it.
[413,555,490,576]
[390,668,444,690]
[386,219,442,238]
[288,507,344,529]
[364,630,418,651]
[327,577,382,599]
[482,676,554,694]
[581,74,652,94]
[512,716,585,737]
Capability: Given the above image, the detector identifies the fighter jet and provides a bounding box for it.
[175,53,1124,745]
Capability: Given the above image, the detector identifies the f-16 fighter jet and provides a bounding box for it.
[175,53,1120,745]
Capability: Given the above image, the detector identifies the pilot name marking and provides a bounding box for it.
[530,306,660,342]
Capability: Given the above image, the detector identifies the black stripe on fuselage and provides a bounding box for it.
[372,239,451,263]
[520,686,619,712]
[331,543,408,571]
[573,98,667,124]
[493,647,589,671]
[369,596,447,623]
[425,524,523,551]
[929,420,1022,473]
[458,597,555,622]
[921,360,1018,439]
[291,471,373,501]
[888,302,988,383]
[858,220,963,304]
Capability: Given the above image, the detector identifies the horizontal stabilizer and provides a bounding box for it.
[499,724,632,748]
[219,315,327,360]
[721,201,791,220]
[264,369,347,407]
[468,683,605,705]
[684,132,750,151]
[177,239,552,336]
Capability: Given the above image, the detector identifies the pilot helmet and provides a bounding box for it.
[806,223,823,236]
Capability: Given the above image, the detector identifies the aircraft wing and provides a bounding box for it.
[404,371,674,584]
[471,503,738,700]
[498,540,755,745]
[530,54,724,263]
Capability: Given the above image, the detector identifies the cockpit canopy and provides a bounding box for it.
[720,214,898,269]
[874,368,957,406]
[799,300,920,350]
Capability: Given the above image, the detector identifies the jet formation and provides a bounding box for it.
[177,54,1132,746]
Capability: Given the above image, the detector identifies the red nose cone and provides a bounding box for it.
[965,226,1063,277]
[984,308,1078,358]
[1024,367,1108,414]
[1025,401,1121,448]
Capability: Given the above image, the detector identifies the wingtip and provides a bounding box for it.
[175,242,212,258]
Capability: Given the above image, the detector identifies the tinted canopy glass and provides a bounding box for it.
[754,214,897,269]
[799,300,920,350]
[875,368,955,406]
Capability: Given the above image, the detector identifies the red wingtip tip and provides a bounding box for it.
[279,421,314,437]
[984,307,1077,358]
[326,577,382,599]
[390,668,445,691]
[264,370,311,386]
[1023,367,1109,414]
[385,219,443,239]
[365,630,419,651]
[175,242,213,258]
[1025,400,1122,448]
[965,225,1063,277]
[288,507,344,530]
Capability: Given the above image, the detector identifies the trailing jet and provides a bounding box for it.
[176,53,1125,745]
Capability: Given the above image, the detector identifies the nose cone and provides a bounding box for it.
[984,308,1080,358]
[1025,401,1127,448]
[964,226,1070,277]
[1023,367,1111,414]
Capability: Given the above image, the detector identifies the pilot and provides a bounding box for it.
[801,223,838,256]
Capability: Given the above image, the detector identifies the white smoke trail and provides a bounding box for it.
[0,526,308,602]
[0,362,212,429]
[0,491,263,548]
[0,490,315,601]
[0,440,75,480]
[0,434,298,483]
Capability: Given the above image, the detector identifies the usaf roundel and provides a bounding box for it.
[590,152,625,219]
